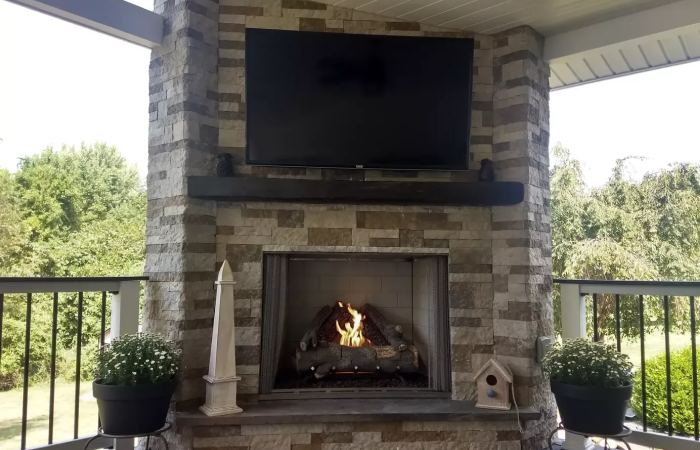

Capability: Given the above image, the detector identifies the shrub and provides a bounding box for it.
[543,338,633,387]
[95,333,179,386]
[57,341,98,382]
[632,346,700,436]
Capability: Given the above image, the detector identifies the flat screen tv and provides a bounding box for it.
[245,28,474,170]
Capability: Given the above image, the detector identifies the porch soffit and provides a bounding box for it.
[7,0,700,89]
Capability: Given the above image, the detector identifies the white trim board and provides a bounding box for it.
[7,0,163,48]
[544,0,700,61]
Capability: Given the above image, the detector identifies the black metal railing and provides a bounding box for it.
[557,279,700,447]
[0,277,146,450]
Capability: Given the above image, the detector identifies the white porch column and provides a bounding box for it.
[111,280,141,450]
[559,283,595,450]
[200,261,242,416]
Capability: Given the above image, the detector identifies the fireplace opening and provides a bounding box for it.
[259,253,451,399]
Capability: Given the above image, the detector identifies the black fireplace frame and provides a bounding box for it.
[258,251,452,400]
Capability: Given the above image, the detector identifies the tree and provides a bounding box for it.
[551,144,700,341]
[0,143,145,390]
[14,143,141,243]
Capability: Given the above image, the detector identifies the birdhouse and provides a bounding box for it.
[474,358,513,411]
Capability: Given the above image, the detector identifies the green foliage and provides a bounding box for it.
[551,144,700,340]
[543,339,633,388]
[0,170,30,273]
[95,334,179,386]
[0,143,145,390]
[631,346,700,436]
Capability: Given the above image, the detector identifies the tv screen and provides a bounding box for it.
[245,28,474,170]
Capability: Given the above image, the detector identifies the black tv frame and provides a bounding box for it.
[244,29,474,172]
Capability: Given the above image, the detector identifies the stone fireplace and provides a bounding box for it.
[144,0,555,447]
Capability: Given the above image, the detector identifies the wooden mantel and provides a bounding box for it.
[187,177,524,207]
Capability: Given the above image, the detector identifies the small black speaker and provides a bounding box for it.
[216,153,234,177]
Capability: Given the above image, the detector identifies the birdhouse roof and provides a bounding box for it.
[474,358,513,383]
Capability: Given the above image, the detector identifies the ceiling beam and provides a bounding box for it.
[7,0,163,48]
[544,0,700,61]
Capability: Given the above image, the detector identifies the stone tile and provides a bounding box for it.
[290,434,312,444]
[352,432,382,443]
[235,326,261,345]
[234,226,272,236]
[235,345,260,365]
[241,424,324,435]
[308,228,353,246]
[324,423,353,432]
[278,210,304,228]
[305,210,356,228]
[369,238,400,247]
[310,432,353,443]
[193,435,251,447]
[451,326,493,345]
[192,425,242,437]
[246,15,300,30]
[249,434,292,449]
[226,244,263,263]
[400,229,424,247]
[272,227,309,245]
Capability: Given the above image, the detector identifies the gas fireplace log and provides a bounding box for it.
[360,304,408,351]
[295,344,377,373]
[296,344,419,378]
[316,303,354,343]
[300,305,332,351]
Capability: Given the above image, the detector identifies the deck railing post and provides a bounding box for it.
[111,281,140,338]
[559,282,595,450]
[560,283,587,339]
[111,280,141,450]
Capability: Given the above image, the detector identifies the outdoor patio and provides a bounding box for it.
[2,0,700,449]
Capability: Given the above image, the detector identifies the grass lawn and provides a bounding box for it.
[0,380,98,450]
[620,331,691,368]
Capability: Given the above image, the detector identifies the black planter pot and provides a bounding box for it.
[93,380,176,435]
[551,379,633,435]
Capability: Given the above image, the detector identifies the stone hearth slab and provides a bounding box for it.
[178,399,540,425]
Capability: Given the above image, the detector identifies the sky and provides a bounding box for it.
[0,0,151,176]
[1,1,700,185]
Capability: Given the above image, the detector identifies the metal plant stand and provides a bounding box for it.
[83,422,171,450]
[548,423,632,450]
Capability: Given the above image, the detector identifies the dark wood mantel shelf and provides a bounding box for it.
[177,399,540,425]
[187,176,524,206]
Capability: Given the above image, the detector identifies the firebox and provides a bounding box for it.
[259,253,451,399]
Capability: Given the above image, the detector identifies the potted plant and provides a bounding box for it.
[93,333,180,435]
[542,338,633,435]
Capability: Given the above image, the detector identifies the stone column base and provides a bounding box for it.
[200,375,243,416]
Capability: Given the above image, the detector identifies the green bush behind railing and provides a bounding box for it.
[632,346,700,436]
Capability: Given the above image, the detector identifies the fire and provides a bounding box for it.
[336,302,370,347]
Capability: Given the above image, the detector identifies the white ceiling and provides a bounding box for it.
[318,0,700,91]
[321,0,681,36]
[549,25,700,89]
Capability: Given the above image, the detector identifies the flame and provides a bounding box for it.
[335,303,369,347]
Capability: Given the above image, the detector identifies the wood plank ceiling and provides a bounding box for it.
[316,0,679,36]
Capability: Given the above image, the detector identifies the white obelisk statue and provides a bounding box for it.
[200,260,243,416]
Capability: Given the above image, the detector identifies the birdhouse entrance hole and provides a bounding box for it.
[486,375,497,386]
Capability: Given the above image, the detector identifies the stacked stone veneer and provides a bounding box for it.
[145,0,553,447]
[185,421,523,450]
